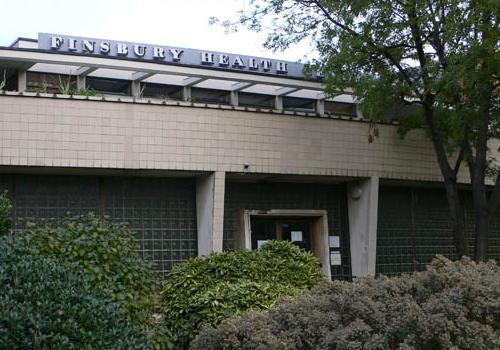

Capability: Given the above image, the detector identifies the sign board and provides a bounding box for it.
[330,252,342,266]
[329,236,340,248]
[291,230,303,242]
[38,33,322,80]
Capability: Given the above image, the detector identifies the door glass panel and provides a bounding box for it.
[250,217,311,251]
[250,218,277,250]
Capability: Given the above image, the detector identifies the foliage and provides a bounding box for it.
[0,235,149,349]
[160,240,323,348]
[0,191,11,235]
[192,256,500,350]
[19,213,159,326]
[217,0,500,261]
[72,87,98,96]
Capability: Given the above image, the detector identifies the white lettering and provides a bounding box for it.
[261,59,272,71]
[248,58,258,70]
[133,45,146,57]
[50,36,63,49]
[276,61,288,73]
[153,47,165,59]
[201,51,214,64]
[100,42,110,54]
[82,40,95,53]
[169,49,184,61]
[116,43,128,56]
[218,54,229,66]
[233,56,245,68]
[68,38,77,51]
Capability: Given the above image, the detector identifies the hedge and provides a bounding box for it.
[191,256,500,350]
[161,240,323,348]
[0,236,149,349]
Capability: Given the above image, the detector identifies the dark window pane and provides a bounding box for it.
[325,102,357,116]
[283,96,315,111]
[191,87,230,105]
[239,92,275,109]
[86,77,130,96]
[141,83,183,100]
[26,72,76,94]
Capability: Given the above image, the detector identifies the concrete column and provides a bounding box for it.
[230,91,238,106]
[347,176,379,277]
[77,75,86,90]
[183,86,192,102]
[196,171,226,256]
[131,80,141,97]
[316,99,325,116]
[18,70,27,92]
[275,95,283,111]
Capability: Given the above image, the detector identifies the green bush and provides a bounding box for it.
[191,256,500,350]
[0,191,12,235]
[0,236,149,349]
[19,213,158,326]
[161,240,323,348]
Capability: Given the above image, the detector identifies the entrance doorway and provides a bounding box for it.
[250,218,312,251]
[237,209,331,278]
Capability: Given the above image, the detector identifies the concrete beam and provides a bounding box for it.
[183,86,191,101]
[182,76,205,87]
[316,92,326,100]
[19,62,35,71]
[230,82,253,92]
[196,171,225,256]
[131,71,155,81]
[316,99,325,116]
[76,75,86,90]
[131,80,141,97]
[275,95,283,110]
[230,91,238,106]
[0,50,325,90]
[347,176,379,277]
[17,70,26,91]
[275,86,300,96]
[76,66,98,76]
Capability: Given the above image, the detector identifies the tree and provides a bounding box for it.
[215,0,500,261]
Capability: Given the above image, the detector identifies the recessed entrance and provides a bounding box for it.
[250,218,312,251]
[237,209,331,278]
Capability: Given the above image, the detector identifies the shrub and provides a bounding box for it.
[19,213,158,326]
[191,256,500,350]
[161,240,323,348]
[0,191,12,235]
[0,235,149,349]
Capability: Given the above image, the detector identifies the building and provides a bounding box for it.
[0,33,498,279]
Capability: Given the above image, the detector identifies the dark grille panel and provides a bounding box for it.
[0,174,197,275]
[99,177,197,273]
[223,182,351,280]
[377,187,457,276]
[377,186,500,276]
[375,188,415,275]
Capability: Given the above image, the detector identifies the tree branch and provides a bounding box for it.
[310,0,423,99]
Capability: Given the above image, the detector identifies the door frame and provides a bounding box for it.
[237,209,331,278]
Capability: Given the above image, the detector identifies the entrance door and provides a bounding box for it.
[250,217,311,251]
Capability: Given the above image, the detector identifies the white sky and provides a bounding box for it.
[0,0,314,62]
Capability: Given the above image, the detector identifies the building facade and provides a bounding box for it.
[1,33,499,279]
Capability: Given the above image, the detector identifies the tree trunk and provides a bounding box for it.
[444,181,468,258]
[422,103,468,259]
[473,204,490,261]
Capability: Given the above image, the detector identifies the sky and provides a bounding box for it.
[0,0,314,62]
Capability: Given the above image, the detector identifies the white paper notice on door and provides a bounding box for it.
[257,240,268,248]
[330,252,342,266]
[291,231,303,242]
[329,236,340,248]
